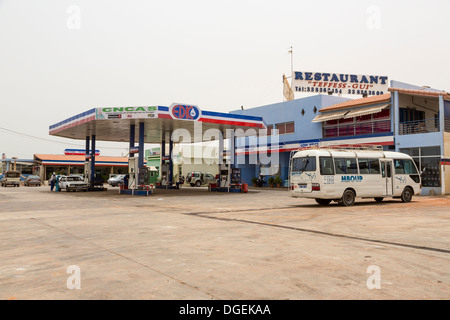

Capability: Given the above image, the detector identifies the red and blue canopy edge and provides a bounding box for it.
[49,106,266,136]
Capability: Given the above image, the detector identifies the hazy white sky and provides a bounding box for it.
[0,0,449,158]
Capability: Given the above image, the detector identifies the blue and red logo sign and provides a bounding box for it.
[171,104,201,121]
[129,146,139,154]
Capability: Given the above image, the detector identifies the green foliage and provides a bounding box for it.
[274,176,282,185]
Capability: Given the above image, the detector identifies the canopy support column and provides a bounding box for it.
[129,124,135,158]
[90,135,96,189]
[169,137,173,184]
[138,122,145,169]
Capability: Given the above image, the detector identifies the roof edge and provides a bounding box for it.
[388,87,450,100]
[319,93,391,113]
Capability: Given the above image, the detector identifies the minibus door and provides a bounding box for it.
[381,160,393,196]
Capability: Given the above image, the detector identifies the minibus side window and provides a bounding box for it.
[358,159,381,174]
[358,159,370,174]
[369,159,381,174]
[386,162,392,178]
[334,158,357,174]
[319,157,334,175]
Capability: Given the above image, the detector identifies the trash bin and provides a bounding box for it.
[241,183,248,193]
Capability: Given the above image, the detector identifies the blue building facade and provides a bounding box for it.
[230,94,350,185]
[389,81,450,195]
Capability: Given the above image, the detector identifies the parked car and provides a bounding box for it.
[185,171,217,187]
[59,175,88,192]
[70,174,85,181]
[24,175,42,187]
[1,170,21,187]
[107,174,126,187]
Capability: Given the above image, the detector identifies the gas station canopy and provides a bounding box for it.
[49,104,266,143]
[49,104,266,195]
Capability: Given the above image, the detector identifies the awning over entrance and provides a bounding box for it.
[343,103,390,118]
[312,103,390,122]
[312,110,349,122]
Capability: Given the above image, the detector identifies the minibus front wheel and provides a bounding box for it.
[401,187,413,203]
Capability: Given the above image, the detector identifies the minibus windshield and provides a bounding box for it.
[292,157,316,172]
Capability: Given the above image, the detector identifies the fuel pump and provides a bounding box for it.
[138,166,150,186]
[160,157,170,186]
[84,162,91,184]
[128,157,139,189]
[219,163,230,188]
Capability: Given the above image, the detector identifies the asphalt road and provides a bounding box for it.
[0,185,449,300]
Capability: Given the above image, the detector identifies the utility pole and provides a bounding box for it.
[282,46,295,101]
[288,46,293,85]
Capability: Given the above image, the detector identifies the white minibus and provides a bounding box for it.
[289,147,421,206]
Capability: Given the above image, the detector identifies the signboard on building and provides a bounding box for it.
[149,147,160,155]
[129,146,139,154]
[292,71,389,96]
[95,106,158,120]
[65,149,100,156]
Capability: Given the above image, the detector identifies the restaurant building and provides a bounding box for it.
[230,80,450,195]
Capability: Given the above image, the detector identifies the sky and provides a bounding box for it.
[0,0,449,158]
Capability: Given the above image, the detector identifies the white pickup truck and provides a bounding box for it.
[1,171,21,187]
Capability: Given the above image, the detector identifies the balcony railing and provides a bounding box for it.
[323,120,391,138]
[399,119,439,135]
[445,119,450,132]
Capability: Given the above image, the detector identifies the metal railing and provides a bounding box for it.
[323,120,391,138]
[445,119,450,132]
[399,118,439,135]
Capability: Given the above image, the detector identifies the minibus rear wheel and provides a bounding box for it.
[341,189,356,206]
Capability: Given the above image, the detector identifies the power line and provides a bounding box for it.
[0,126,128,150]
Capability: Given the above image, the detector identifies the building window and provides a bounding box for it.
[399,147,441,188]
[285,122,295,134]
[266,125,273,136]
[323,108,391,138]
[275,122,295,135]
[276,123,285,135]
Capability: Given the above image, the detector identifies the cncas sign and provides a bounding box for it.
[292,71,389,96]
[96,106,158,120]
[101,106,157,113]
[169,103,201,121]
